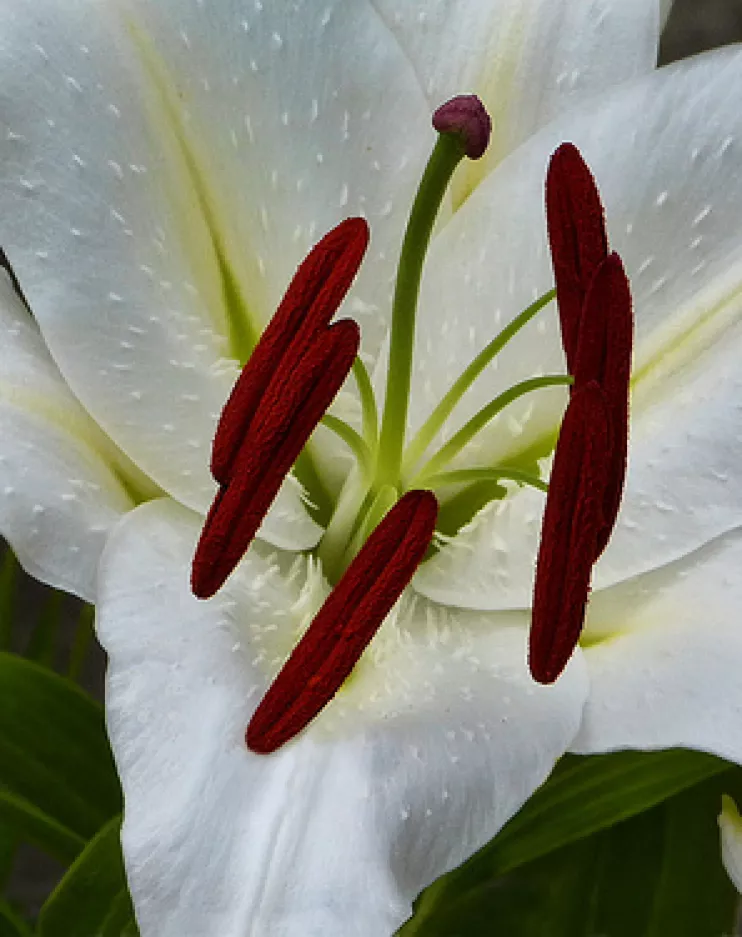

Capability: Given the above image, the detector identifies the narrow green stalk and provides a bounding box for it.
[402,289,556,475]
[316,471,372,584]
[413,374,573,485]
[293,447,334,527]
[319,415,372,476]
[352,357,379,449]
[343,484,399,567]
[425,467,548,494]
[376,133,467,487]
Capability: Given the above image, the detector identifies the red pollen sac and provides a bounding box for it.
[246,489,439,754]
[573,253,633,558]
[191,319,360,599]
[546,143,609,371]
[529,383,610,685]
[211,217,369,485]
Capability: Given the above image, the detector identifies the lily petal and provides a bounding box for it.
[369,0,663,200]
[719,796,742,894]
[0,271,133,600]
[573,526,742,765]
[0,0,429,516]
[413,47,742,609]
[97,498,587,937]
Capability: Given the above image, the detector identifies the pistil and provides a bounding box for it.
[247,489,438,754]
[375,96,492,489]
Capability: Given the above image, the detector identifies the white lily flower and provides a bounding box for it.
[0,1,733,934]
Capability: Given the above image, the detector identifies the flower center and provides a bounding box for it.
[316,98,571,584]
[190,110,633,751]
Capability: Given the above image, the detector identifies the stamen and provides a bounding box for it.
[413,373,573,487]
[401,289,556,477]
[192,319,360,598]
[246,489,438,754]
[529,383,610,684]
[211,217,369,485]
[546,143,608,370]
[572,253,633,556]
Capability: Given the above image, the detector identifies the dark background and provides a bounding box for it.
[7,0,742,922]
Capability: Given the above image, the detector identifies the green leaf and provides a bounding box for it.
[482,748,728,875]
[0,823,18,892]
[38,817,138,937]
[0,788,83,864]
[0,653,121,839]
[399,748,729,936]
[67,604,94,683]
[0,552,18,652]
[401,770,740,937]
[25,591,64,670]
[0,899,32,937]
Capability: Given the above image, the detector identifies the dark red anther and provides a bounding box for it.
[247,489,438,754]
[573,253,633,557]
[529,383,610,684]
[192,319,360,599]
[211,217,369,485]
[546,143,609,370]
[433,95,492,160]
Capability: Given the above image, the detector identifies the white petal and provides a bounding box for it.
[573,527,742,764]
[0,0,429,514]
[719,796,742,894]
[0,271,133,600]
[370,0,661,199]
[97,499,587,937]
[412,47,742,609]
[413,478,545,610]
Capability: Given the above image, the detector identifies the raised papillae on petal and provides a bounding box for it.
[192,219,369,600]
[432,94,492,160]
[546,143,609,370]
[211,218,369,485]
[530,384,610,684]
[247,490,439,754]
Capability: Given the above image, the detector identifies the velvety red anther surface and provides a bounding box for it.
[246,490,439,754]
[546,143,609,370]
[192,319,360,599]
[211,217,369,485]
[529,383,610,685]
[573,253,633,557]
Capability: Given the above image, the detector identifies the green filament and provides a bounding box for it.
[425,467,549,494]
[413,374,573,485]
[319,415,372,476]
[402,289,556,475]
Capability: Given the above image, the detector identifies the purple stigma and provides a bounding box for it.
[432,94,492,160]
